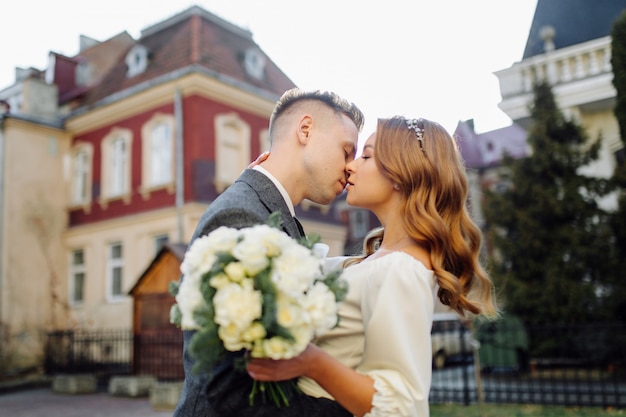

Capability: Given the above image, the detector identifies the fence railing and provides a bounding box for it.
[45,321,626,407]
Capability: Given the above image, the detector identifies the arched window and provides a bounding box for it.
[100,128,132,207]
[70,143,93,208]
[214,113,250,193]
[141,114,175,198]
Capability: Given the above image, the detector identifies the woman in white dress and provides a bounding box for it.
[246,116,498,417]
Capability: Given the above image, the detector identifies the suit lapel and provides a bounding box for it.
[236,170,304,239]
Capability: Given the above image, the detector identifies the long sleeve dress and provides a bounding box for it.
[299,251,437,417]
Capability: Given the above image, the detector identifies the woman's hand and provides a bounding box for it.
[248,151,270,169]
[246,344,317,382]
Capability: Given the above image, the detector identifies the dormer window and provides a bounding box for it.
[243,48,266,80]
[126,45,149,77]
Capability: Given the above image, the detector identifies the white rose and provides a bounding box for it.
[203,226,241,253]
[209,273,230,289]
[276,296,308,329]
[244,225,292,257]
[175,275,206,329]
[250,340,266,358]
[224,262,247,282]
[218,323,250,351]
[180,240,218,279]
[289,325,315,354]
[263,336,297,360]
[303,282,339,335]
[213,280,262,330]
[232,237,269,275]
[271,245,321,298]
[242,322,267,342]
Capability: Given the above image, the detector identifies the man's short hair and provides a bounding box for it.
[269,88,364,133]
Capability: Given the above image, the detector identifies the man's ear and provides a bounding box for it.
[297,115,313,145]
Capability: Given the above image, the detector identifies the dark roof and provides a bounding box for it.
[523,0,626,59]
[79,6,296,107]
[455,120,528,169]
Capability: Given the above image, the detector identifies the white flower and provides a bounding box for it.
[290,325,315,354]
[175,275,206,330]
[303,282,339,336]
[263,336,298,360]
[181,227,239,277]
[276,296,309,329]
[232,236,270,275]
[218,323,250,351]
[271,244,322,299]
[242,322,266,342]
[224,262,247,282]
[243,224,292,257]
[213,280,262,330]
[209,273,230,289]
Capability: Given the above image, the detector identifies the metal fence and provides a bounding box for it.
[45,330,183,386]
[46,321,626,407]
[429,320,626,408]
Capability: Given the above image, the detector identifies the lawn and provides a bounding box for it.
[430,404,625,417]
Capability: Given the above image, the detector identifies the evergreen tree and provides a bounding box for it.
[484,81,611,324]
[608,11,626,319]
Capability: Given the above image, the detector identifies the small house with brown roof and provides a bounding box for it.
[128,242,187,380]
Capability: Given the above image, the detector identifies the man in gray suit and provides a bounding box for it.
[174,88,364,416]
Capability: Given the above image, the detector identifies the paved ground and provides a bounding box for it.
[0,388,173,417]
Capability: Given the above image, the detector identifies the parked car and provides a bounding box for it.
[474,312,529,373]
[430,312,476,369]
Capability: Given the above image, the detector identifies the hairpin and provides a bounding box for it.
[406,118,425,153]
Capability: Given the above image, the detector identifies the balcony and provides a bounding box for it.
[495,36,615,126]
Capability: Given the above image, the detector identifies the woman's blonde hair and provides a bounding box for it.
[346,117,497,318]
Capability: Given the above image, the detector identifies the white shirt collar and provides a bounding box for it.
[253,166,295,216]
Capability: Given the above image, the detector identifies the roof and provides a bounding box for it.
[128,242,188,295]
[76,5,296,107]
[523,0,626,59]
[455,120,528,169]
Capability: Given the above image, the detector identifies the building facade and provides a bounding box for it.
[0,6,367,374]
[456,0,626,227]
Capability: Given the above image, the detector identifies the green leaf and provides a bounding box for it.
[266,211,283,229]
[168,280,180,297]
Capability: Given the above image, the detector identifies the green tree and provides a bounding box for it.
[608,10,626,318]
[484,81,611,324]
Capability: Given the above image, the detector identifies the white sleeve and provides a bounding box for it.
[358,255,435,417]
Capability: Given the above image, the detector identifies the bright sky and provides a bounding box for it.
[1,0,537,138]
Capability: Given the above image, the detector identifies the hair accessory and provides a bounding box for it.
[406,118,425,153]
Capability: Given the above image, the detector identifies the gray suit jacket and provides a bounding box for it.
[173,169,304,416]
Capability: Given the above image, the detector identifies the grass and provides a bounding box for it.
[430,404,626,417]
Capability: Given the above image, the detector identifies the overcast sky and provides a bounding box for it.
[1,0,537,139]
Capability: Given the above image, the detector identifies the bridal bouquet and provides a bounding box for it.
[169,214,347,407]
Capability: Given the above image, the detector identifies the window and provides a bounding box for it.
[69,249,86,305]
[154,234,169,255]
[110,137,128,196]
[100,128,132,206]
[126,45,149,77]
[243,48,266,80]
[70,143,93,207]
[107,242,124,301]
[214,113,251,193]
[141,114,175,197]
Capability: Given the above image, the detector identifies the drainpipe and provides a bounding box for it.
[174,88,184,243]
[0,115,5,331]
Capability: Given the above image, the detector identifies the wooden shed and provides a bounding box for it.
[129,242,187,380]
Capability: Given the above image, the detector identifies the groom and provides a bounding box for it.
[173,88,364,416]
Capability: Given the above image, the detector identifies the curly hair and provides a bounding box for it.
[345,117,497,318]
